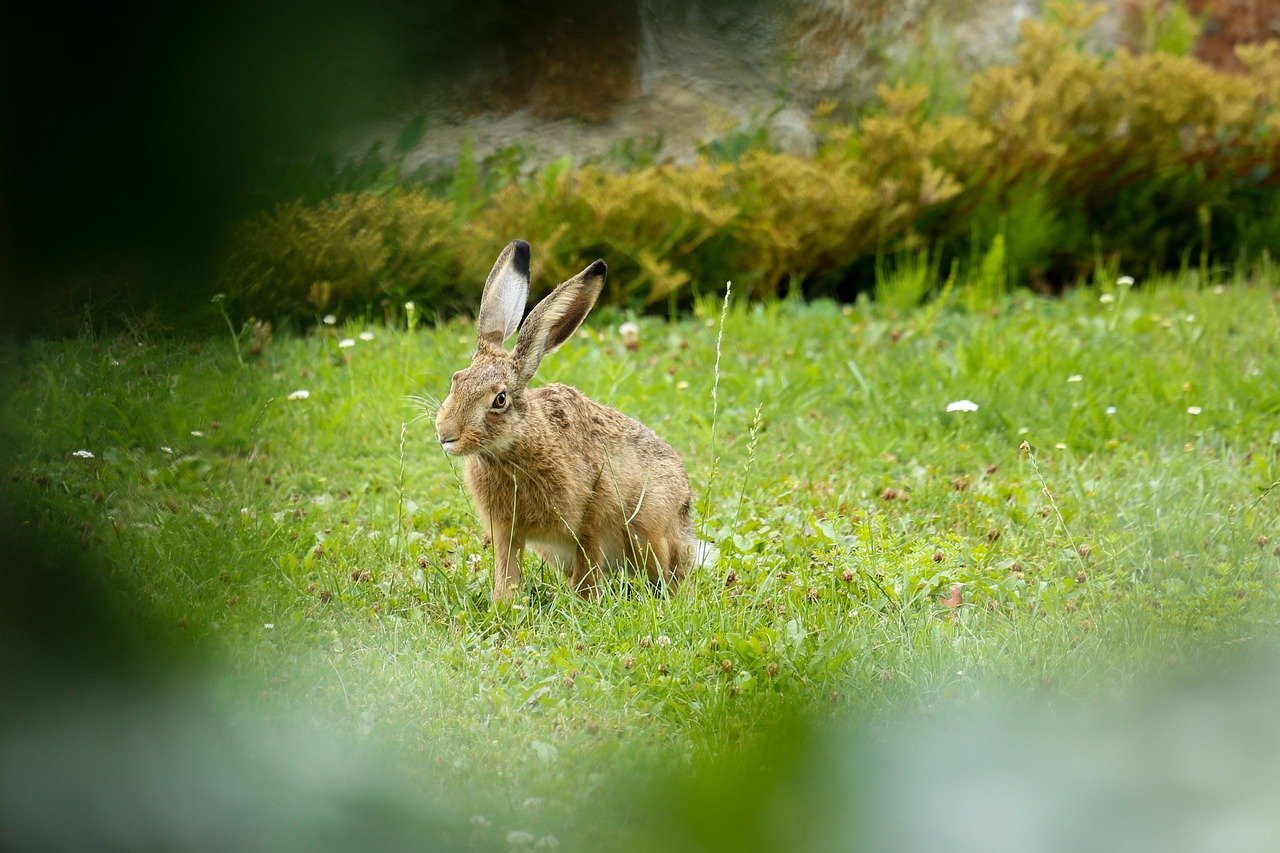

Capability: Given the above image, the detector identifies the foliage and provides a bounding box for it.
[5,271,1280,845]
[220,4,1280,322]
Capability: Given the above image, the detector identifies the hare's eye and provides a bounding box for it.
[492,391,507,409]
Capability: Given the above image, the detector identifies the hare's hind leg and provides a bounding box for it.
[661,536,690,592]
[570,536,604,599]
[630,532,685,594]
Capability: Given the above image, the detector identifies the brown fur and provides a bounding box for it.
[435,241,693,601]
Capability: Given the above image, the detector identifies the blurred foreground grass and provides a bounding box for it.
[3,271,1279,849]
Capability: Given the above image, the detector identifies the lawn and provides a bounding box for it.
[4,270,1279,848]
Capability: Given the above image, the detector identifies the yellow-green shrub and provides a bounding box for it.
[221,5,1280,320]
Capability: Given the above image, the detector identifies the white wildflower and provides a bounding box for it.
[1099,293,1115,304]
[191,431,204,437]
[359,331,375,341]
[338,338,355,348]
[619,320,639,340]
[1187,406,1202,415]
[656,635,672,648]
[287,389,310,401]
[1117,275,1134,287]
[946,399,979,413]
[404,301,416,312]
[161,446,174,453]
[1105,406,1117,415]
[506,831,535,847]
[322,314,337,325]
[469,815,490,828]
[1055,443,1068,450]
[1212,285,1226,295]
[1067,374,1083,383]
[264,623,275,629]
[676,380,690,390]
[72,449,95,459]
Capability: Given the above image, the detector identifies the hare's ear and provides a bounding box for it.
[514,259,605,384]
[476,240,531,348]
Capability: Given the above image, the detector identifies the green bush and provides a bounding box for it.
[221,4,1280,322]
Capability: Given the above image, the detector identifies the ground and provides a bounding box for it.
[3,271,1279,848]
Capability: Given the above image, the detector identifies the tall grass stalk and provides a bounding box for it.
[698,281,732,544]
[1020,439,1090,577]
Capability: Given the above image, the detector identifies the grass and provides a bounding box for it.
[4,269,1280,847]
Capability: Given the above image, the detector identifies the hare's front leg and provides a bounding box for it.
[491,526,524,602]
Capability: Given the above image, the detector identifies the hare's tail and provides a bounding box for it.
[692,538,719,571]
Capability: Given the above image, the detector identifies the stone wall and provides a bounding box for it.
[336,0,1276,174]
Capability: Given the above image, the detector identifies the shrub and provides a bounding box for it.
[220,4,1280,322]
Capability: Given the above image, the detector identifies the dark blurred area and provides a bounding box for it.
[0,495,474,850]
[0,0,674,336]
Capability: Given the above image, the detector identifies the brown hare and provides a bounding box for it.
[435,240,694,601]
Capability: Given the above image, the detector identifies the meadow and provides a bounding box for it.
[4,268,1280,848]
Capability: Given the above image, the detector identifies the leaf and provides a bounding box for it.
[531,740,558,764]
[393,115,429,157]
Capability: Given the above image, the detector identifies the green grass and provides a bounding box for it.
[4,270,1280,847]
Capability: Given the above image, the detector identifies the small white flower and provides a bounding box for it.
[1017,427,1029,435]
[1184,313,1196,323]
[161,446,174,453]
[535,836,560,849]
[1105,406,1117,415]
[1099,293,1116,304]
[946,399,979,413]
[287,389,310,401]
[469,815,490,827]
[1212,285,1226,295]
[191,431,205,437]
[404,301,416,312]
[467,553,483,568]
[264,623,275,629]
[1117,275,1135,287]
[338,338,356,349]
[619,320,639,339]
[1067,374,1083,383]
[323,314,337,325]
[676,380,690,390]
[72,449,95,459]
[1055,442,1068,450]
[656,635,672,647]
[358,331,375,341]
[506,831,535,847]
[1187,406,1202,415]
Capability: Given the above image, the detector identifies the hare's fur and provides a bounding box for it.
[435,241,693,600]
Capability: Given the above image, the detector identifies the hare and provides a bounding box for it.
[435,240,694,601]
